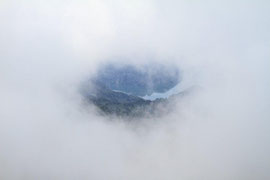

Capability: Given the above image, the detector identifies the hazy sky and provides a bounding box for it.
[1,0,270,179]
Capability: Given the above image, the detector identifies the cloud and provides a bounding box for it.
[0,0,270,179]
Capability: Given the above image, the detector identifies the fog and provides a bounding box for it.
[1,0,270,179]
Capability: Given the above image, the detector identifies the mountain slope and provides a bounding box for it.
[81,80,192,118]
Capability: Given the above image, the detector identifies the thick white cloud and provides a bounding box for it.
[0,0,270,179]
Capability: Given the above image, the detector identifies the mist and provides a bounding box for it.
[1,0,270,179]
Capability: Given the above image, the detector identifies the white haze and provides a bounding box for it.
[0,0,270,179]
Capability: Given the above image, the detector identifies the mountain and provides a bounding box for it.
[94,63,180,96]
[80,80,192,118]
[80,63,186,118]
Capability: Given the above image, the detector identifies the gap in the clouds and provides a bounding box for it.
[80,61,189,118]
